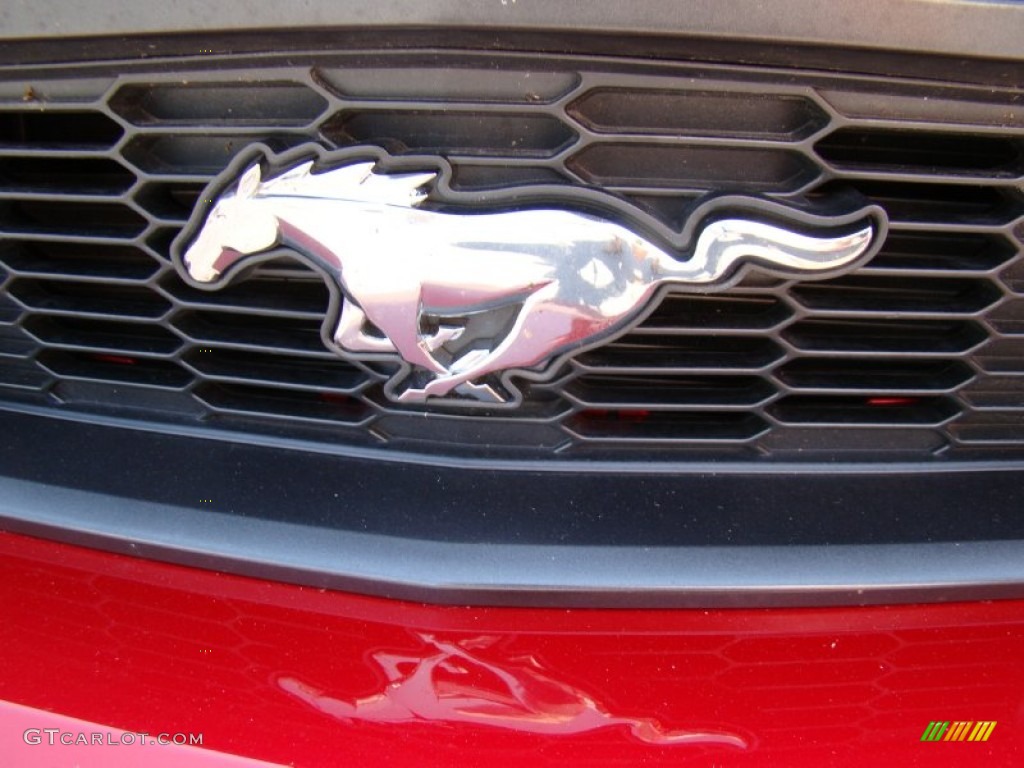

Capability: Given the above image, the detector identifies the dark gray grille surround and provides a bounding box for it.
[1,52,1023,464]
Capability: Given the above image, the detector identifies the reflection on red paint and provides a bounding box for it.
[867,397,918,406]
[279,633,746,747]
[93,353,137,365]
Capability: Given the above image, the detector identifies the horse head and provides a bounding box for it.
[182,156,439,286]
[182,163,281,285]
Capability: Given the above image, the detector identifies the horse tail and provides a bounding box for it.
[655,218,875,285]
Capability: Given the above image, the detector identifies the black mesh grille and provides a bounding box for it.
[0,52,1022,462]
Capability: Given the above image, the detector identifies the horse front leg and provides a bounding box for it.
[351,282,449,376]
[333,298,398,354]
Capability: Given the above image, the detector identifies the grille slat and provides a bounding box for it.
[0,52,1021,462]
[0,111,123,150]
[567,88,827,140]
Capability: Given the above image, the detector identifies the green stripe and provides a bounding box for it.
[921,721,949,741]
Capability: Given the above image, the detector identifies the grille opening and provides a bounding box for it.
[133,182,204,221]
[0,292,20,323]
[121,134,309,175]
[195,382,370,424]
[810,180,1017,223]
[0,200,147,237]
[621,193,706,229]
[109,83,327,126]
[782,319,986,354]
[789,276,1001,314]
[247,259,321,280]
[365,382,567,418]
[567,409,768,441]
[976,339,1024,374]
[37,350,190,388]
[867,232,1017,272]
[24,316,181,354]
[815,129,1022,176]
[145,228,179,261]
[0,79,113,104]
[321,110,576,155]
[567,144,816,191]
[185,347,364,391]
[0,325,34,358]
[0,241,160,280]
[987,299,1024,335]
[0,358,50,391]
[8,280,169,318]
[316,67,577,103]
[775,359,973,391]
[949,412,1024,445]
[959,376,1024,409]
[173,310,328,354]
[51,379,203,417]
[0,156,135,195]
[818,88,1024,127]
[450,164,567,189]
[770,395,957,425]
[565,374,775,407]
[164,276,329,315]
[568,89,826,139]
[0,111,123,149]
[760,425,947,456]
[374,412,569,451]
[576,334,783,371]
[641,294,791,331]
[1001,260,1024,293]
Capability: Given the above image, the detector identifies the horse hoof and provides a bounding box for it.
[395,387,429,403]
[453,381,505,403]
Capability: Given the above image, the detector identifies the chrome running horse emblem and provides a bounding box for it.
[174,145,886,406]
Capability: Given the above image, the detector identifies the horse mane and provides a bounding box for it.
[254,159,437,208]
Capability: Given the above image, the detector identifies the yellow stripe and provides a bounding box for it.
[980,722,997,742]
[969,722,985,741]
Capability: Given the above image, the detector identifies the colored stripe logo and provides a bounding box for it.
[921,721,996,742]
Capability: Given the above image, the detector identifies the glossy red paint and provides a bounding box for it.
[0,530,1021,767]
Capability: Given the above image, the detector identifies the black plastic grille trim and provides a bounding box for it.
[0,50,1022,464]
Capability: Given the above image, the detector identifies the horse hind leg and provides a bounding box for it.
[395,346,505,403]
[417,286,575,401]
[449,350,505,402]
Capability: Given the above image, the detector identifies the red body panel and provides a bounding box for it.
[1,530,1021,767]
